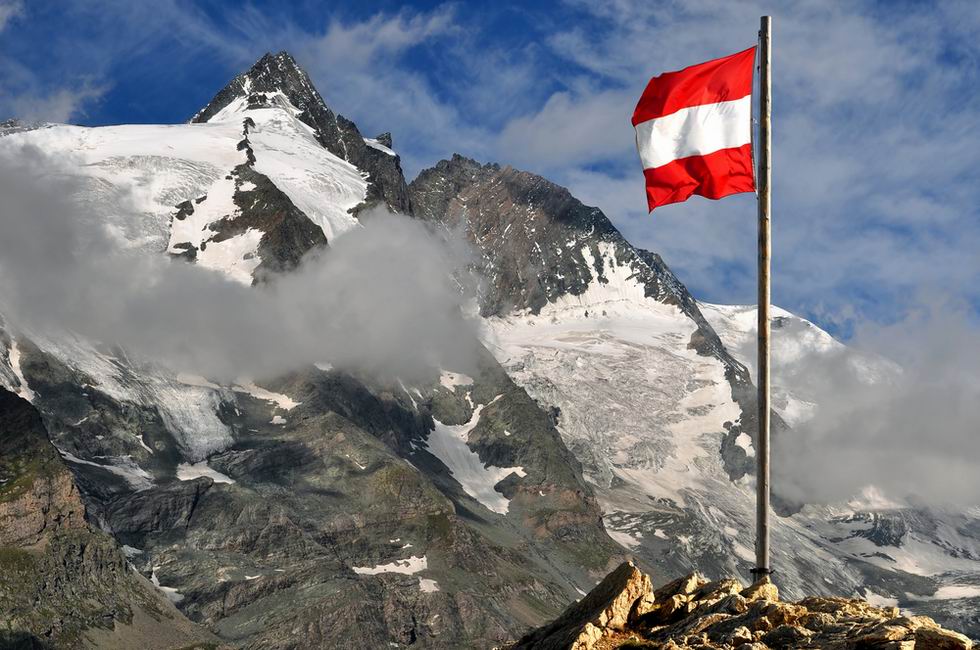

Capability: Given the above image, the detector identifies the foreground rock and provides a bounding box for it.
[511,561,975,650]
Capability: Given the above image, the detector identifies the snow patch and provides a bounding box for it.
[121,545,143,558]
[177,461,235,484]
[863,589,899,608]
[932,584,980,600]
[735,432,755,458]
[353,555,428,576]
[607,529,642,550]
[233,381,300,410]
[439,370,473,390]
[59,451,153,490]
[176,373,222,390]
[151,566,184,603]
[363,137,396,156]
[7,339,35,402]
[419,578,440,592]
[424,395,526,515]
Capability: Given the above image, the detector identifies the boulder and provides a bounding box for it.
[914,626,973,650]
[511,561,654,649]
[762,623,813,648]
[741,576,779,603]
[513,564,975,650]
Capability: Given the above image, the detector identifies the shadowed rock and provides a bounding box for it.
[0,389,221,648]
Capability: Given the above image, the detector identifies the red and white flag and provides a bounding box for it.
[632,46,757,212]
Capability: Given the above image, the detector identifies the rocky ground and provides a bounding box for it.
[511,562,975,650]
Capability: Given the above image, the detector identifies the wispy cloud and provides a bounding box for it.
[501,1,980,336]
[775,297,980,507]
[0,1,20,32]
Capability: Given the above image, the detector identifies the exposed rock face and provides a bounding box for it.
[512,562,653,649]
[511,562,975,650]
[0,389,219,649]
[408,154,786,487]
[0,388,85,547]
[192,51,411,215]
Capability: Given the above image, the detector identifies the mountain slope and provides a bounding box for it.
[0,388,220,649]
[408,155,980,639]
[0,53,623,648]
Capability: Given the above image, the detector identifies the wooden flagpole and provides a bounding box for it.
[754,15,773,577]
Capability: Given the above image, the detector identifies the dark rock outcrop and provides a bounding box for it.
[106,476,212,536]
[512,562,654,649]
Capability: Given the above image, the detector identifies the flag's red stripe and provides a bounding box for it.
[643,143,755,212]
[632,47,756,126]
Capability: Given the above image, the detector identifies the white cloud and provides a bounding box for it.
[2,82,105,123]
[502,1,980,332]
[497,88,635,171]
[0,0,23,32]
[775,298,980,506]
[0,47,106,123]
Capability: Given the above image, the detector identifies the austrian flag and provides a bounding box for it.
[632,46,757,212]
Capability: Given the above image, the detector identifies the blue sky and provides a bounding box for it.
[2,0,979,340]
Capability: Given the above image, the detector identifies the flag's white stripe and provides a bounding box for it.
[634,96,752,170]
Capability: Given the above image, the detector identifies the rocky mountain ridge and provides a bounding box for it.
[192,51,411,215]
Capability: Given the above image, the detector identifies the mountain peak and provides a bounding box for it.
[190,51,412,213]
[243,50,311,93]
[191,50,323,124]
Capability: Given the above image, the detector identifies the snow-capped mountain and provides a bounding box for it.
[1,49,977,647]
[0,53,623,649]
[408,155,980,639]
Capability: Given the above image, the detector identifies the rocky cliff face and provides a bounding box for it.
[0,388,86,547]
[0,388,219,649]
[512,561,975,650]
[409,154,780,487]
